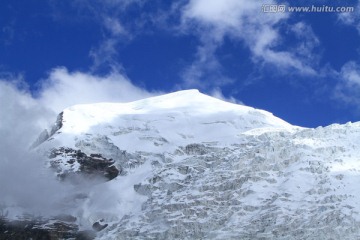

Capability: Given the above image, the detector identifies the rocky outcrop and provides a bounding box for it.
[92,221,108,232]
[49,147,120,181]
[50,111,64,136]
[31,112,64,148]
[0,217,96,240]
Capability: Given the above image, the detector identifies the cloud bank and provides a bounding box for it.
[0,68,157,219]
[37,67,157,113]
[0,80,67,218]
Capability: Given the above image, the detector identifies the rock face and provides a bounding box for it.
[31,112,64,148]
[0,217,96,240]
[49,147,120,181]
[26,90,360,239]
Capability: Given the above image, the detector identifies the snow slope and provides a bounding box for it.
[42,89,294,152]
[36,90,360,239]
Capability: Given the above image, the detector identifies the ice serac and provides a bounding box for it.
[36,90,360,239]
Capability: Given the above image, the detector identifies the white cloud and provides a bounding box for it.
[210,88,243,105]
[179,0,318,87]
[338,3,360,33]
[290,22,320,59]
[0,67,157,219]
[103,17,128,36]
[89,38,120,71]
[0,80,74,217]
[50,0,144,71]
[334,61,360,106]
[0,70,157,120]
[88,16,130,70]
[0,80,51,144]
[38,67,157,113]
[181,40,233,88]
[341,61,360,86]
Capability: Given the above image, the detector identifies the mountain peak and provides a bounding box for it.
[32,90,360,240]
[164,89,200,95]
[57,90,292,136]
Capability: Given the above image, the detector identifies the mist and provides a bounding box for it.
[0,80,76,218]
[0,69,154,223]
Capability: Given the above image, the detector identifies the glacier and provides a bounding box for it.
[18,90,360,239]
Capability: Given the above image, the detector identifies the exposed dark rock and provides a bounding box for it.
[0,217,95,240]
[50,111,64,136]
[183,143,208,155]
[105,165,120,180]
[53,214,77,223]
[31,112,64,148]
[92,221,108,232]
[49,147,121,181]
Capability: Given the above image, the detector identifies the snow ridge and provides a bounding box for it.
[35,90,360,239]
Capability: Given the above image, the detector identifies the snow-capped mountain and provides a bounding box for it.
[33,90,360,239]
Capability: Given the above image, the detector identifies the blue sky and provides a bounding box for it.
[1,0,360,127]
